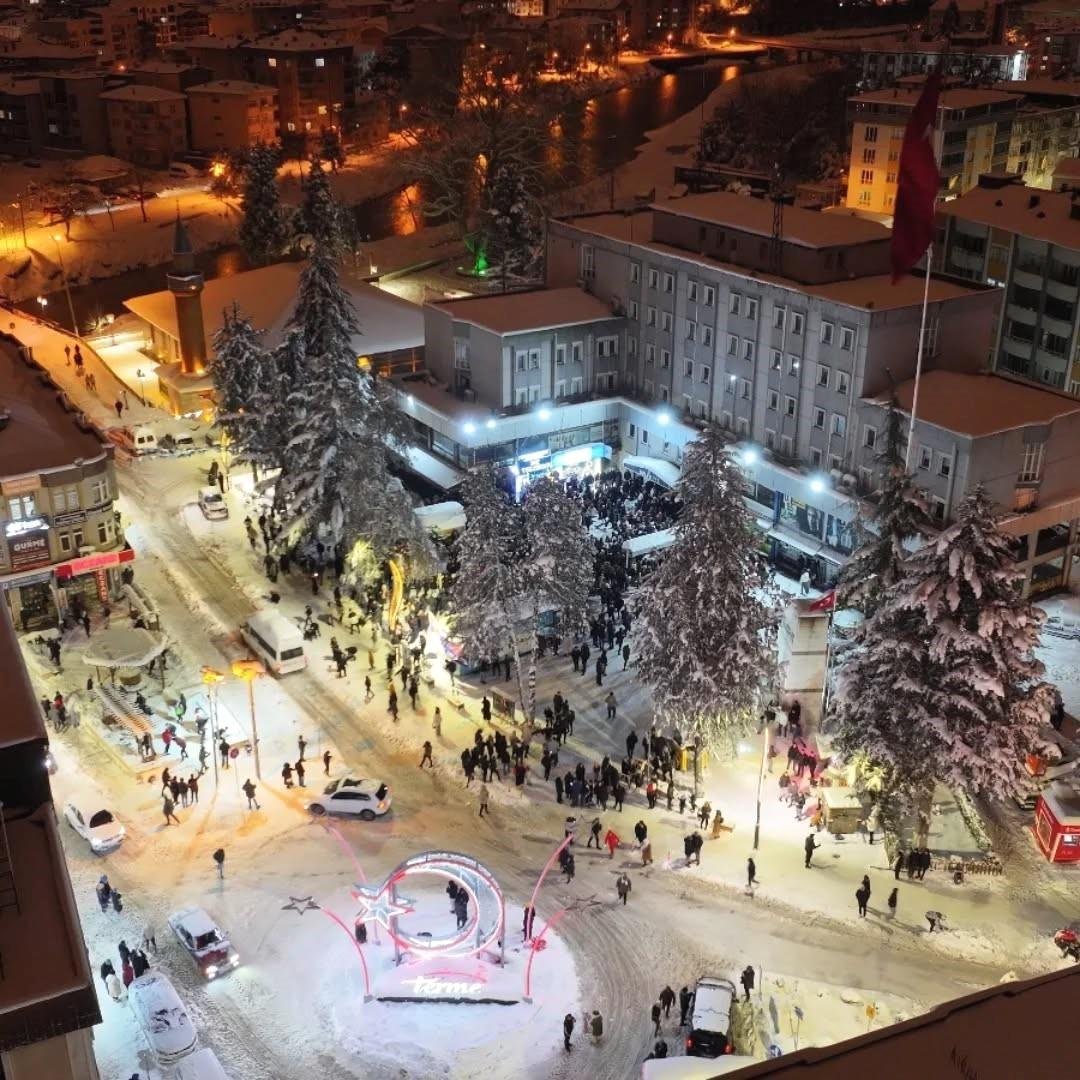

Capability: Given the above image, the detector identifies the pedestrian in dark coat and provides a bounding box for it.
[741,965,755,1001]
[295,759,306,787]
[99,958,115,986]
[747,857,758,888]
[856,885,870,917]
[651,1001,662,1036]
[887,887,898,919]
[894,851,905,880]
[678,986,692,1026]
[659,985,676,1017]
[563,1013,575,1051]
[804,833,818,868]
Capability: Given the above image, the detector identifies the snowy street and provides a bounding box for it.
[30,436,1073,1080]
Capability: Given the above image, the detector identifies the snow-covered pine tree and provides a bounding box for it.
[635,424,780,777]
[246,326,301,479]
[319,127,347,171]
[208,304,264,456]
[837,396,933,617]
[484,162,543,290]
[238,144,288,267]
[296,155,344,251]
[836,485,1053,816]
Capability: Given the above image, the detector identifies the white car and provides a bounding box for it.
[306,777,391,820]
[129,972,198,1065]
[63,803,125,853]
[168,906,240,980]
[197,487,228,520]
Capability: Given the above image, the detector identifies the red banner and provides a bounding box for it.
[54,547,135,580]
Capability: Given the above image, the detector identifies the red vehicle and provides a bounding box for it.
[1033,784,1080,862]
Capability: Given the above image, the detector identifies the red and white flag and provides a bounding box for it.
[890,70,941,282]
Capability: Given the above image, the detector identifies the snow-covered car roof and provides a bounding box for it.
[170,906,221,939]
[87,809,116,828]
[198,487,224,501]
[129,972,197,1061]
[691,976,735,1032]
[326,777,381,794]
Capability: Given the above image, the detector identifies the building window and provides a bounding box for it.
[660,350,671,369]
[739,379,751,400]
[58,532,73,554]
[571,376,583,394]
[97,520,110,544]
[571,341,583,364]
[721,411,733,429]
[840,325,855,351]
[767,390,779,411]
[862,148,876,164]
[865,125,878,143]
[729,292,741,315]
[628,423,636,437]
[90,478,109,504]
[581,244,595,280]
[686,321,696,341]
[647,306,657,327]
[555,344,567,365]
[702,326,713,347]
[918,445,932,471]
[784,396,796,417]
[660,387,669,403]
[703,285,715,306]
[863,425,877,449]
[315,57,325,67]
[788,355,800,374]
[646,344,656,364]
[817,365,831,388]
[629,300,639,320]
[770,349,782,371]
[268,57,277,67]
[515,350,527,372]
[663,272,674,293]
[831,414,846,437]
[661,312,672,332]
[811,448,824,468]
[931,496,947,522]
[700,366,710,384]
[860,169,874,184]
[742,339,754,362]
[745,298,758,320]
[7,494,36,520]
[791,311,804,335]
[597,337,618,358]
[1019,442,1045,483]
[685,360,694,379]
[630,262,641,284]
[813,407,825,429]
[765,428,777,449]
[648,268,659,289]
[727,334,738,356]
[688,281,698,302]
[628,337,637,357]
[641,427,649,443]
[820,321,834,345]
[937,453,952,479]
[317,105,327,116]
[836,371,850,395]
[773,305,786,330]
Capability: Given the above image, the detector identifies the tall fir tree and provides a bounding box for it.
[837,397,933,617]
[635,424,780,779]
[238,144,288,267]
[319,127,347,171]
[247,327,301,478]
[297,155,345,251]
[836,486,1053,821]
[208,304,265,457]
[450,471,590,722]
[484,162,544,290]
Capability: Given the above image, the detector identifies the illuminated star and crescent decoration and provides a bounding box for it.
[354,882,416,930]
[281,895,321,915]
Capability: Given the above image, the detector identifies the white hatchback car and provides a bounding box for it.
[63,803,125,853]
[306,777,391,820]
[197,487,228,520]
[168,906,240,980]
[129,972,198,1065]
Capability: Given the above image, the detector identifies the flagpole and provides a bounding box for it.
[903,242,933,472]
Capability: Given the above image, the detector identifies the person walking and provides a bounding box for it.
[419,740,434,768]
[804,832,819,868]
[99,957,116,986]
[96,876,111,913]
[678,986,692,1027]
[433,707,442,737]
[659,985,676,1018]
[861,873,872,905]
[213,848,225,880]
[651,1001,662,1036]
[856,884,870,918]
[865,805,881,845]
[588,1009,604,1045]
[622,642,630,670]
[616,872,631,904]
[894,851,905,880]
[478,783,490,818]
[563,1013,575,1051]
[747,856,758,889]
[294,759,306,787]
[604,827,620,859]
[740,965,755,1002]
[162,795,180,826]
[282,762,294,788]
[605,691,616,720]
[587,818,602,849]
[297,735,307,762]
[322,750,332,776]
[242,779,260,810]
[887,887,898,920]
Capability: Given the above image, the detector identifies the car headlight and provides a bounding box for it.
[90,839,104,851]
[230,955,240,967]
[117,826,126,838]
[205,965,218,979]
[377,801,386,810]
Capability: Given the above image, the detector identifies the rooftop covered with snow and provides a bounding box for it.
[429,287,618,335]
[99,83,187,103]
[871,371,1080,438]
[850,86,1019,111]
[939,181,1080,248]
[186,80,278,96]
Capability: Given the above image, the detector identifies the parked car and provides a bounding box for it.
[63,803,125,853]
[198,487,228,520]
[129,972,198,1065]
[686,976,736,1057]
[173,1047,230,1080]
[306,777,391,820]
[168,906,240,980]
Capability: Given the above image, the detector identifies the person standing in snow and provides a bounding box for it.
[419,741,434,768]
[651,1001,662,1036]
[563,1013,575,1051]
[162,795,180,826]
[99,957,116,986]
[242,779,259,810]
[605,828,620,859]
[747,857,758,888]
[616,873,631,904]
[855,884,870,918]
[432,707,442,737]
[589,1009,603,1044]
[894,851,905,880]
[213,848,225,880]
[804,832,819,868]
[659,985,676,1017]
[323,750,332,775]
[295,759,306,787]
[478,783,490,817]
[678,986,693,1026]
[587,818,602,849]
[887,887,898,919]
[105,972,126,1003]
[740,966,755,1002]
[96,876,111,913]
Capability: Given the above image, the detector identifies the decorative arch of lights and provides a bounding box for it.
[354,851,506,966]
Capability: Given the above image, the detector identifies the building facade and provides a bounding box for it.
[99,81,188,165]
[1001,80,1080,190]
[186,79,278,151]
[845,87,1017,215]
[857,370,1080,596]
[937,174,1080,396]
[0,338,128,631]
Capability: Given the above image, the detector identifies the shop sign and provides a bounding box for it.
[548,430,579,451]
[1,475,41,497]
[54,546,134,580]
[9,530,51,571]
[778,493,823,542]
[52,510,86,527]
[5,517,47,538]
[1,569,53,590]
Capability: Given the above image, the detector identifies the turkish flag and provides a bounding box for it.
[890,70,941,282]
[807,590,835,612]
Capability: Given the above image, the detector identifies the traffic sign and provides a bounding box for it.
[229,746,239,759]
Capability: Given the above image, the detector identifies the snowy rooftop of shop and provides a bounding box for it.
[655,192,891,249]
[123,262,424,359]
[939,181,1080,247]
[0,342,108,478]
[850,86,1018,110]
[100,83,187,103]
[186,80,278,96]
[870,371,1080,438]
[998,78,1080,101]
[429,287,618,335]
[0,607,46,749]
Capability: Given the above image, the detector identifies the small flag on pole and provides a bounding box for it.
[890,70,942,282]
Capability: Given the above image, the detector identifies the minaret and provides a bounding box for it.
[166,213,207,375]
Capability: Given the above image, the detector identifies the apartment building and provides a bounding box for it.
[857,370,1080,596]
[0,337,128,631]
[100,80,187,164]
[1023,1,1080,79]
[938,174,1080,396]
[186,79,278,151]
[129,59,212,92]
[857,39,1026,88]
[1000,80,1080,190]
[845,86,1017,215]
[0,604,101,1080]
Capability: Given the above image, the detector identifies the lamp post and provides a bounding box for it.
[51,234,80,340]
[35,296,47,317]
[136,367,147,406]
[200,666,225,789]
[230,658,265,780]
[753,721,770,851]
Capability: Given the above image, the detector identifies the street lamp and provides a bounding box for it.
[200,666,225,788]
[35,295,47,315]
[230,658,265,780]
[753,721,771,850]
[135,367,146,406]
[51,234,80,340]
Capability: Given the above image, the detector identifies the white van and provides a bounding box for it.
[240,609,306,675]
[128,972,197,1065]
[173,1047,230,1080]
[119,424,158,453]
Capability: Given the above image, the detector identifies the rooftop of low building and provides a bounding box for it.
[939,177,1080,248]
[429,287,619,335]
